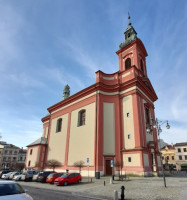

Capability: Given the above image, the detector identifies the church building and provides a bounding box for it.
[25,17,162,177]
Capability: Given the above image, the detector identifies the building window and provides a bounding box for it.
[13,157,16,160]
[128,134,131,139]
[127,112,130,117]
[145,107,150,125]
[8,157,11,160]
[78,109,86,126]
[162,156,164,160]
[140,59,144,72]
[28,161,31,167]
[56,118,62,132]
[167,156,169,161]
[30,149,33,155]
[125,58,131,70]
[185,156,187,160]
[3,157,6,161]
[4,150,8,154]
[14,151,17,155]
[9,151,12,155]
[178,148,181,152]
[128,157,131,162]
[183,148,186,152]
[179,156,182,160]
[172,156,174,160]
[20,157,23,161]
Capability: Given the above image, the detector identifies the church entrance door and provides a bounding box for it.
[106,160,112,175]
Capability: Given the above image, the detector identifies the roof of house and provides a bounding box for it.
[162,145,175,150]
[27,137,47,147]
[175,142,187,147]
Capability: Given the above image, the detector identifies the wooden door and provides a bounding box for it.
[106,160,112,175]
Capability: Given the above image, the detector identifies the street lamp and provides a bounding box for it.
[146,118,170,188]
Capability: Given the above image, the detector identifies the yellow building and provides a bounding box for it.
[161,145,176,166]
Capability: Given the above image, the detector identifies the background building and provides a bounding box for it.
[175,142,187,171]
[25,17,161,177]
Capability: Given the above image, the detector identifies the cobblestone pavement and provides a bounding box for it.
[16,172,187,200]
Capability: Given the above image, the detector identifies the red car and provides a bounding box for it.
[46,172,64,184]
[54,173,81,186]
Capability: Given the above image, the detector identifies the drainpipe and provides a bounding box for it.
[95,85,98,176]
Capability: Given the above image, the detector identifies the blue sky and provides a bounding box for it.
[0,0,187,148]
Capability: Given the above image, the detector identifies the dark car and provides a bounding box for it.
[38,171,54,183]
[0,170,11,178]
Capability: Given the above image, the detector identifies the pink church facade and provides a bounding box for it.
[25,18,162,177]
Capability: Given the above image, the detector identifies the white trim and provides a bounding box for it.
[51,92,97,114]
[122,72,131,78]
[103,76,114,80]
[43,120,49,124]
[51,86,153,114]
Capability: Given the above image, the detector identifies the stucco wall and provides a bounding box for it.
[68,102,95,166]
[143,100,153,143]
[47,113,68,165]
[103,102,115,155]
[143,153,149,167]
[26,146,39,168]
[123,95,135,149]
[157,155,161,167]
[123,153,141,167]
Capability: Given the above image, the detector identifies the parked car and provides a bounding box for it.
[37,171,54,183]
[54,173,81,186]
[9,172,21,180]
[46,172,64,184]
[21,170,38,181]
[0,180,33,200]
[13,174,22,181]
[32,171,42,181]
[0,170,11,178]
[2,172,14,180]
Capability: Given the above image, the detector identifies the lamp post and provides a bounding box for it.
[146,118,170,188]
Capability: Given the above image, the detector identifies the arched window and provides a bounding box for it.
[125,58,131,70]
[56,118,62,132]
[78,109,86,126]
[140,59,144,72]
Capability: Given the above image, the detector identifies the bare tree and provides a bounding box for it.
[73,160,85,173]
[46,159,62,172]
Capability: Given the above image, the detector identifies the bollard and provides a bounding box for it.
[113,190,118,200]
[110,178,113,184]
[104,181,105,186]
[121,186,125,200]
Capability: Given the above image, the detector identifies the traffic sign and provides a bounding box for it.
[110,160,113,167]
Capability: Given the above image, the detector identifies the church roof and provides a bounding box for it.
[119,15,137,49]
[27,137,47,147]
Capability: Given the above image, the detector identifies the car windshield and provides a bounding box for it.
[0,183,25,196]
[61,174,68,178]
[48,173,55,177]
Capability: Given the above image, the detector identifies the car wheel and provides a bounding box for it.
[78,179,81,184]
[64,181,68,186]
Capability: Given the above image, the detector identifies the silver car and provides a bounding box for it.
[21,170,38,181]
[0,181,33,200]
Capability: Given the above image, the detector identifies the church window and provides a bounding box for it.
[128,134,131,139]
[128,157,131,162]
[56,118,62,132]
[128,32,130,38]
[140,59,144,72]
[145,107,150,125]
[28,160,31,167]
[78,109,86,126]
[125,58,131,70]
[127,112,130,117]
[30,149,33,155]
